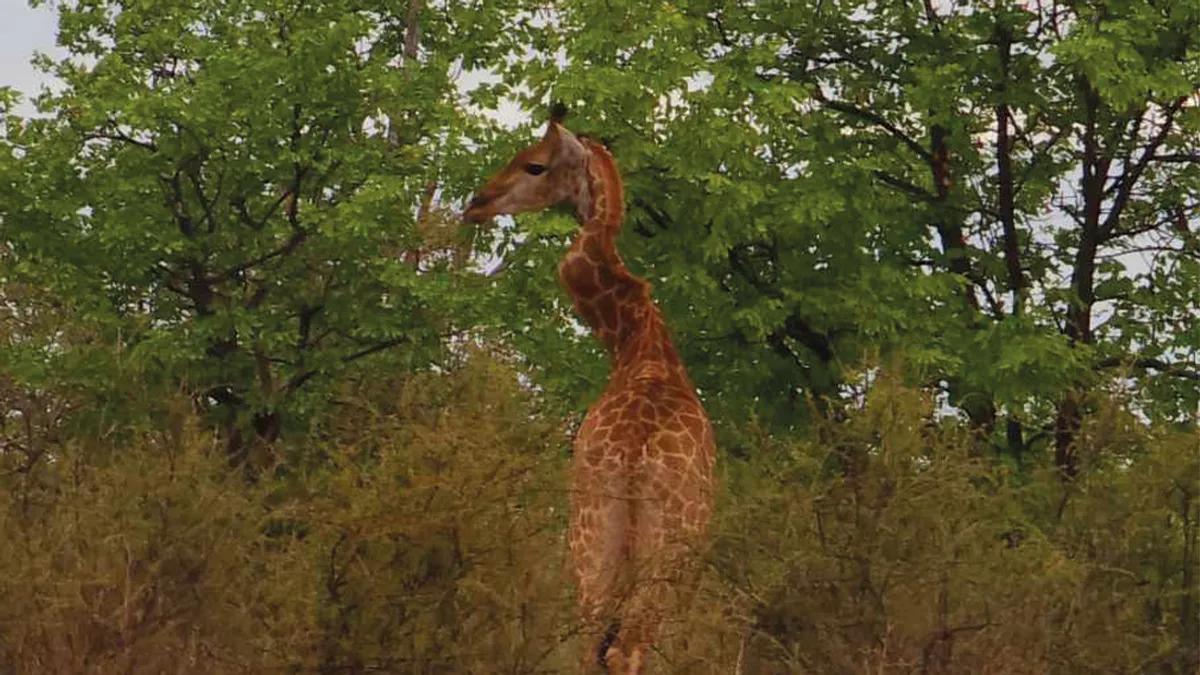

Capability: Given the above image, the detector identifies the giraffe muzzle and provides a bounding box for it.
[463,194,493,223]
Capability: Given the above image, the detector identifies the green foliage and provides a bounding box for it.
[0,0,528,444]
[480,0,1199,447]
[4,0,1196,450]
[1,1,1197,672]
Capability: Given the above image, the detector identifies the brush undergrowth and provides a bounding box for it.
[0,360,1195,674]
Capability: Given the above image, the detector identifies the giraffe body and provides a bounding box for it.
[465,118,715,674]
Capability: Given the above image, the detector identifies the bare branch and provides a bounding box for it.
[1101,98,1186,238]
[873,170,937,201]
[221,229,308,281]
[82,129,157,152]
[818,96,934,164]
[1097,356,1200,381]
[1153,153,1199,164]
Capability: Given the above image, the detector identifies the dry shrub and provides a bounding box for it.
[674,374,1199,674]
[0,362,1194,674]
[0,354,574,674]
[288,353,576,674]
[0,401,283,673]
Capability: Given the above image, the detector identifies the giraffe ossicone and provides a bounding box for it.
[465,112,716,675]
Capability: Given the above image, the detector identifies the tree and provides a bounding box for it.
[480,0,1198,461]
[0,0,534,456]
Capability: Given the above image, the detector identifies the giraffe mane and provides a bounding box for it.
[580,137,625,230]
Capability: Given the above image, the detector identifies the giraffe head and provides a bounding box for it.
[463,107,590,224]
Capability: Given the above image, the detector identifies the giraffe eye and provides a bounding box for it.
[524,163,547,176]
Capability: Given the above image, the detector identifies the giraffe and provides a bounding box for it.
[464,110,716,674]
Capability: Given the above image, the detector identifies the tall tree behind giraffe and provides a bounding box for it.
[492,0,1197,458]
[465,109,716,674]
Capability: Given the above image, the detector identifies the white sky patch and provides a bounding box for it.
[455,65,528,131]
[1,1,64,117]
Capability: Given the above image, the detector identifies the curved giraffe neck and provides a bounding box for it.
[557,140,684,377]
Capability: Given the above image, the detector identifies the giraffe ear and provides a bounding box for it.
[542,104,584,167]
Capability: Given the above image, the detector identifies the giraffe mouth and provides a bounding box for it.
[462,194,494,223]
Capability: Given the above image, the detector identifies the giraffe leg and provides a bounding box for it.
[607,433,714,674]
[612,510,708,674]
[570,476,631,673]
[606,493,669,675]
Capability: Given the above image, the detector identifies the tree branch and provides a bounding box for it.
[162,171,195,238]
[185,167,218,234]
[1097,356,1200,381]
[286,335,413,392]
[221,228,308,281]
[873,170,937,202]
[403,0,423,60]
[83,129,158,152]
[819,96,934,163]
[1101,98,1186,238]
[994,22,1024,314]
[1152,153,1199,164]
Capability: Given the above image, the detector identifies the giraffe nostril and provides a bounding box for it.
[466,194,490,211]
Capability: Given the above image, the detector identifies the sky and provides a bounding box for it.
[1,1,62,116]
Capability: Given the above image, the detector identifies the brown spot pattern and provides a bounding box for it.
[562,140,716,674]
